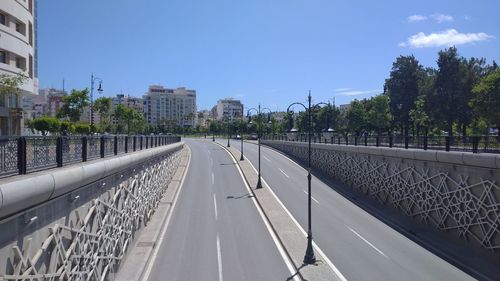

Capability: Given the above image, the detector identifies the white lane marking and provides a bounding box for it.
[215,143,300,281]
[216,235,224,281]
[302,190,320,205]
[237,148,346,281]
[213,194,218,221]
[348,226,388,259]
[212,172,215,185]
[278,168,290,178]
[141,145,192,281]
[263,155,271,162]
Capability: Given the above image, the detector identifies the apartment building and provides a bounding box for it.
[0,0,38,135]
[143,85,197,128]
[216,98,244,121]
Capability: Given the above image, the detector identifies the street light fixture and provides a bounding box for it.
[247,104,272,189]
[90,73,103,127]
[286,91,328,265]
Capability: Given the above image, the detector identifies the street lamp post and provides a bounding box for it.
[247,105,272,189]
[240,125,244,161]
[90,73,103,127]
[286,91,328,265]
[227,119,231,147]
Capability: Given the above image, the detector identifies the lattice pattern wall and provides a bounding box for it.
[0,146,183,281]
[264,141,500,254]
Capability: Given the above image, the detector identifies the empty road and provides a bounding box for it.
[145,139,294,281]
[221,138,474,281]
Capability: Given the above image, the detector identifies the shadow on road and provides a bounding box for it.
[226,193,254,200]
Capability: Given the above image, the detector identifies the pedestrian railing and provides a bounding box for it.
[262,134,500,154]
[0,134,181,178]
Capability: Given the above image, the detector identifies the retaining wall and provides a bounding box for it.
[262,140,500,256]
[0,142,184,280]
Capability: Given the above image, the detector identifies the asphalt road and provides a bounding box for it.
[146,139,292,281]
[221,138,475,281]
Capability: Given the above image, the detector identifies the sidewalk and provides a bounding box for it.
[213,140,344,281]
[115,145,191,281]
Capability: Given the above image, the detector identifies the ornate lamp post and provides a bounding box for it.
[286,91,328,265]
[247,105,272,189]
[90,73,103,127]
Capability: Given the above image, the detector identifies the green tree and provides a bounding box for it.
[0,73,26,99]
[409,96,430,137]
[57,89,90,122]
[367,95,392,134]
[470,68,500,137]
[31,117,61,136]
[346,100,368,137]
[114,104,145,134]
[433,47,462,136]
[74,123,91,135]
[94,97,112,133]
[384,55,424,136]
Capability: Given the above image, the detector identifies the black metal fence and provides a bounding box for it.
[262,134,500,154]
[0,135,181,178]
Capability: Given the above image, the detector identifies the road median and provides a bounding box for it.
[214,140,345,281]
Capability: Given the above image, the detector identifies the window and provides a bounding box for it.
[0,13,5,26]
[16,56,26,70]
[0,51,6,64]
[29,22,33,46]
[16,21,26,35]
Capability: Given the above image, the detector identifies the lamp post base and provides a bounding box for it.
[212,136,215,141]
[240,153,244,161]
[256,177,263,189]
[303,233,316,265]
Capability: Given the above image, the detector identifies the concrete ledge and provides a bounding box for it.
[263,140,499,169]
[0,142,184,219]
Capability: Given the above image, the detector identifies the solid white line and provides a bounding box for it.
[141,145,192,281]
[215,142,300,281]
[212,172,215,185]
[263,155,271,162]
[239,148,347,281]
[216,235,224,281]
[348,226,388,259]
[302,190,320,205]
[279,168,290,178]
[213,194,218,221]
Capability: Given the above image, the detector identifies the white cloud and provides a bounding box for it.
[335,89,380,96]
[335,88,351,92]
[408,15,427,23]
[399,29,494,48]
[430,13,454,23]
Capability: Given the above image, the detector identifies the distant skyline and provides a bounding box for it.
[38,0,499,111]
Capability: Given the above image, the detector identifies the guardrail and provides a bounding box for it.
[0,135,181,178]
[263,134,500,154]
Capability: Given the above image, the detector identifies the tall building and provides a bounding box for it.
[40,88,66,117]
[143,85,197,128]
[112,94,144,113]
[216,98,243,121]
[0,0,38,135]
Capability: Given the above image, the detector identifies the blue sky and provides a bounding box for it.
[38,0,499,111]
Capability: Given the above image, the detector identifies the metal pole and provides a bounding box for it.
[256,104,262,189]
[304,91,316,264]
[90,73,94,126]
[240,127,244,161]
[227,121,230,147]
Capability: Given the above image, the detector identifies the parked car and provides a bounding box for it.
[233,135,242,140]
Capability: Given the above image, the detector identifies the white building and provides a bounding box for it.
[0,0,38,135]
[216,98,243,122]
[143,85,197,128]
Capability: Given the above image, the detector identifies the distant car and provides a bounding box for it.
[233,135,241,140]
[248,134,258,140]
